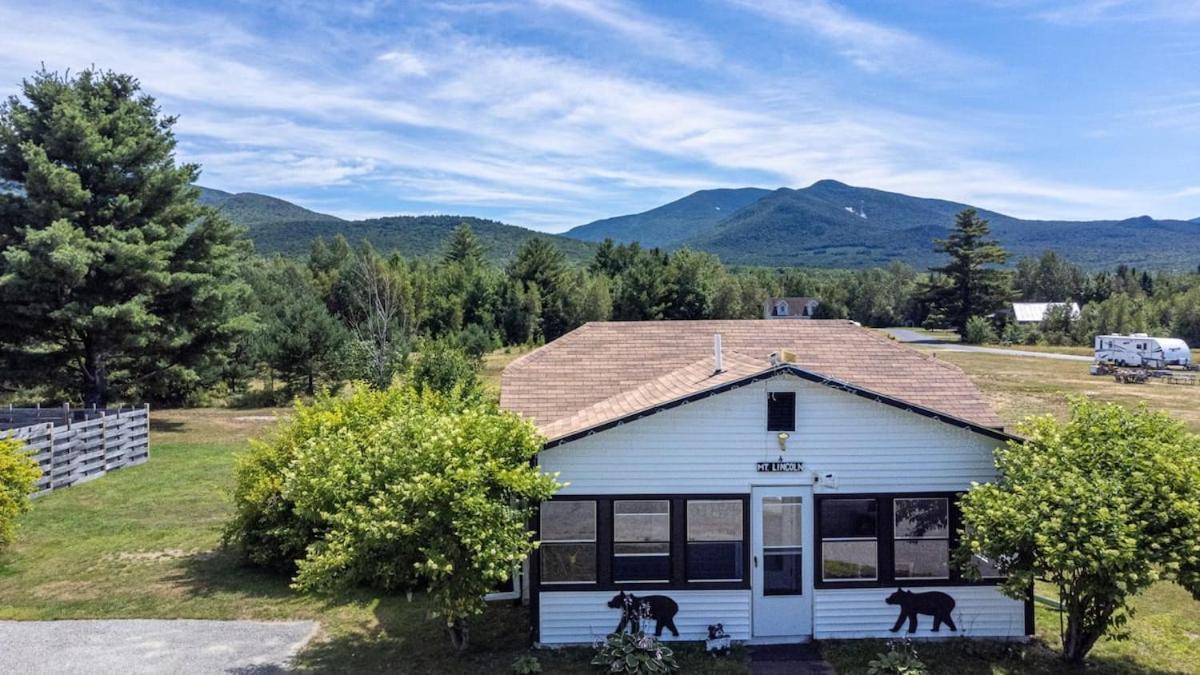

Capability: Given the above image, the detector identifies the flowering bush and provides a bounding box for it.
[591,632,680,673]
[224,383,561,651]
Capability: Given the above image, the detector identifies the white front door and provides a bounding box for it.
[751,485,814,640]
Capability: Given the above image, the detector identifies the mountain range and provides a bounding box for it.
[198,182,1200,269]
[197,186,595,263]
[566,180,1200,269]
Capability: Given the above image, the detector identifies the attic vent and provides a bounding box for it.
[767,392,796,431]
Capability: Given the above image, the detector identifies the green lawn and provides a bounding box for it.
[825,583,1200,674]
[0,408,744,673]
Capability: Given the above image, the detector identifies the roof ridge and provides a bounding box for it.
[503,322,594,372]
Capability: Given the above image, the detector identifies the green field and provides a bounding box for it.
[0,350,1196,673]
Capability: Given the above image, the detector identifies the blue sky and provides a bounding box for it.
[2,0,1200,231]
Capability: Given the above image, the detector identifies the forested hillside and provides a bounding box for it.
[568,180,1200,269]
[566,187,771,247]
[198,187,594,263]
[198,186,342,226]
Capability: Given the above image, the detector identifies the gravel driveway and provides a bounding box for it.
[0,620,318,674]
[886,328,1093,362]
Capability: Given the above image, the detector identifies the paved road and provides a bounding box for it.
[0,619,318,675]
[886,328,1093,362]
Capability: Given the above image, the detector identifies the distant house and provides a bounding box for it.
[764,296,819,319]
[1007,302,1081,325]
[501,320,1028,646]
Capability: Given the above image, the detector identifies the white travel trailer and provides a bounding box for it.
[1094,334,1192,368]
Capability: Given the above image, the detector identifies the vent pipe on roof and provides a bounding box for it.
[714,334,724,374]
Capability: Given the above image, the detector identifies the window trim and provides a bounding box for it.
[813,492,1007,590]
[534,494,751,593]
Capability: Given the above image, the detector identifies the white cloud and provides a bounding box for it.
[0,0,1193,228]
[532,0,719,66]
[724,0,988,79]
[377,51,430,76]
[1026,0,1200,23]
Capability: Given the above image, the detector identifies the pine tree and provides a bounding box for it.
[443,223,485,267]
[924,209,1011,334]
[252,261,348,396]
[508,238,572,339]
[0,68,249,405]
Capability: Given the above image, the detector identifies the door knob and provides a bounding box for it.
[753,555,758,568]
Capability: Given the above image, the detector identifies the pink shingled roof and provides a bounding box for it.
[501,320,1004,442]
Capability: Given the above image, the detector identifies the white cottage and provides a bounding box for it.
[501,320,1030,646]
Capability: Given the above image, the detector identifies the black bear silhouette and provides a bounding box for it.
[607,591,680,637]
[885,588,957,633]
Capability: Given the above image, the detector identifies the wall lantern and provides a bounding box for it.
[777,431,790,450]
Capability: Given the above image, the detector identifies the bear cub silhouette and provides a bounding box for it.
[608,591,680,637]
[885,588,957,633]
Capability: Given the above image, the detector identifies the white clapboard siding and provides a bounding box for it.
[539,591,751,646]
[814,586,1025,639]
[540,375,1002,495]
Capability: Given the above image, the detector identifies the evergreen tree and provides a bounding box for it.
[924,209,1012,334]
[614,249,668,320]
[509,238,572,339]
[0,68,249,405]
[664,248,721,320]
[443,222,485,267]
[253,261,348,396]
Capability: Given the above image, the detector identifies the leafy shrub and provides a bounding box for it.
[962,315,997,344]
[455,323,500,360]
[591,632,680,673]
[999,321,1024,345]
[408,340,481,394]
[511,654,542,674]
[224,383,560,651]
[0,438,40,549]
[959,399,1200,663]
[867,640,927,675]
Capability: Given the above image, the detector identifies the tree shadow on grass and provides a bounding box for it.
[148,417,185,435]
[166,550,572,673]
[293,598,572,674]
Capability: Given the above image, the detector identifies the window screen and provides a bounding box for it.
[767,392,796,431]
[686,500,743,581]
[893,497,950,580]
[614,500,671,582]
[540,501,596,583]
[820,498,878,581]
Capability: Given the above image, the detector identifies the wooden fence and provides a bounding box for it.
[0,405,150,496]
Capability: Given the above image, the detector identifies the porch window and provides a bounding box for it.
[540,500,596,583]
[686,500,744,581]
[893,497,950,580]
[820,498,878,581]
[613,500,671,582]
